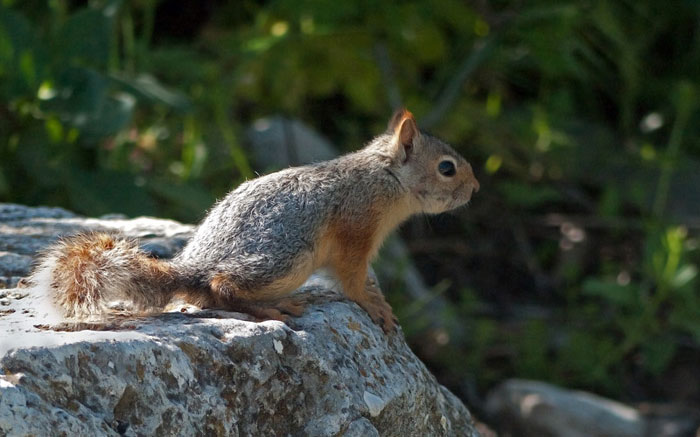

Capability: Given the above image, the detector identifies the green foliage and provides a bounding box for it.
[581,226,697,369]
[2,0,700,404]
[0,1,215,220]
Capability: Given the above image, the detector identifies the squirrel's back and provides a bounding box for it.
[175,147,405,280]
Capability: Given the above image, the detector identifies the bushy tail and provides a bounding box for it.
[29,233,186,319]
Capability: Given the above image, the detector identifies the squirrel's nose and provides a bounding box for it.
[471,173,480,193]
[466,163,479,193]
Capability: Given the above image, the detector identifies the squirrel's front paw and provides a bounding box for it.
[358,296,397,333]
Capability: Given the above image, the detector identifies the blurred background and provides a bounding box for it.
[2,0,700,434]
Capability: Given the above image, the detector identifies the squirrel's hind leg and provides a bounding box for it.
[228,298,305,322]
[207,266,311,321]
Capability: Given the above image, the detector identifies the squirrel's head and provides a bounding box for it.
[386,109,479,214]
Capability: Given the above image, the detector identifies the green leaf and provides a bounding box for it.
[65,169,157,217]
[54,1,121,68]
[582,279,637,308]
[109,73,191,112]
[40,67,135,141]
[669,310,700,342]
[412,23,447,63]
[147,178,216,223]
[557,330,619,389]
[44,116,64,142]
[40,67,109,120]
[15,125,57,186]
[79,93,135,141]
[0,6,47,97]
[671,264,697,289]
[641,337,676,375]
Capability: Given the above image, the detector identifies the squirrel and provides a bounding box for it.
[28,109,479,332]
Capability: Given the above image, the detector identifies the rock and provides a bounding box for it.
[0,203,193,288]
[0,203,478,436]
[485,379,644,437]
[246,116,338,169]
[639,403,700,437]
[485,379,689,437]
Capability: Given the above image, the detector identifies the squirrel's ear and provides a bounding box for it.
[388,108,408,131]
[389,109,419,163]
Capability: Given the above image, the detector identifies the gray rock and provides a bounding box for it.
[485,379,644,437]
[246,116,338,170]
[0,203,76,221]
[486,379,700,436]
[0,203,478,436]
[0,203,194,287]
[0,252,32,277]
[641,403,700,437]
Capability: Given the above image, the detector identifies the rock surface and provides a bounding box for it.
[0,203,478,436]
[246,116,338,170]
[485,379,644,437]
[485,379,700,437]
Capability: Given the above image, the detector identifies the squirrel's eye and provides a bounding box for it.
[438,160,456,177]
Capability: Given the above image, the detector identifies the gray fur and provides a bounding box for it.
[175,135,405,289]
